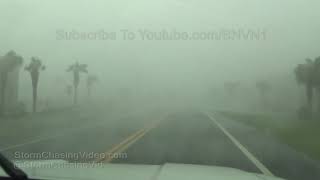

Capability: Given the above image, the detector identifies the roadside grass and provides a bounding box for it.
[0,107,80,138]
[218,111,320,161]
[0,105,109,144]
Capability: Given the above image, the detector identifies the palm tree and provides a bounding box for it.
[0,51,23,114]
[67,62,88,105]
[86,75,98,98]
[255,80,271,107]
[294,58,315,114]
[313,56,320,113]
[25,57,45,113]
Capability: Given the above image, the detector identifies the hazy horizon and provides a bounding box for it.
[1,0,319,111]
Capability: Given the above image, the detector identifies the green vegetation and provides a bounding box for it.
[219,111,320,161]
[25,57,46,113]
[66,62,88,105]
[294,57,320,117]
[0,51,23,114]
[0,51,93,115]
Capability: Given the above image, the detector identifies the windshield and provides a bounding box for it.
[0,1,320,180]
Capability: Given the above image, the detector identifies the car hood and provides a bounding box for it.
[0,160,284,180]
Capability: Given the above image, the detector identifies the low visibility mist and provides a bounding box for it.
[2,2,320,180]
[1,0,320,118]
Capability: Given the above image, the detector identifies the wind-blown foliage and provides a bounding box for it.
[313,57,320,113]
[294,58,320,117]
[25,57,45,113]
[67,62,88,105]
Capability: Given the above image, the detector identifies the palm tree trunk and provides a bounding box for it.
[31,72,39,113]
[306,83,313,116]
[73,86,78,105]
[317,88,320,115]
[88,86,91,98]
[0,73,8,114]
[0,87,4,114]
[32,86,37,113]
[73,71,79,105]
[0,86,5,114]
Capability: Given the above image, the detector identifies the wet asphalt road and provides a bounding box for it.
[112,112,259,172]
[1,110,320,180]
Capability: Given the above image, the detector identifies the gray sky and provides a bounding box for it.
[1,0,320,104]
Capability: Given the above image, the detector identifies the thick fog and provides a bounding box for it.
[1,0,320,112]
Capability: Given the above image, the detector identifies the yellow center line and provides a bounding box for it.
[95,117,164,163]
[105,120,163,162]
[95,128,146,163]
[103,129,148,162]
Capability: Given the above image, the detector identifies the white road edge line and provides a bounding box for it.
[205,111,274,177]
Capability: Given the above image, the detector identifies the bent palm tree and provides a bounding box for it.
[67,62,88,105]
[0,51,23,114]
[25,57,45,113]
[314,56,320,113]
[294,58,315,114]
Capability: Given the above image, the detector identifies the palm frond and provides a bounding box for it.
[66,65,74,72]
